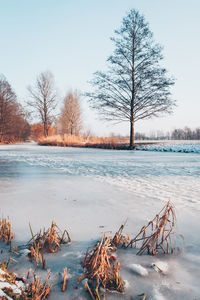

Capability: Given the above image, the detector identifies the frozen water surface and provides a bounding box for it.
[0,143,200,299]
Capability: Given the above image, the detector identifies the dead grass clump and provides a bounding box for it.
[78,234,124,298]
[127,200,184,255]
[28,222,71,268]
[28,222,71,253]
[112,223,130,247]
[0,217,14,244]
[26,270,55,299]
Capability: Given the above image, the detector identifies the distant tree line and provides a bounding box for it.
[0,75,30,143]
[135,127,200,140]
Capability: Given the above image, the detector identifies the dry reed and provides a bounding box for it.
[38,134,129,149]
[112,222,130,247]
[28,222,71,268]
[127,200,184,255]
[0,217,14,244]
[62,267,70,292]
[78,234,124,299]
[26,270,55,299]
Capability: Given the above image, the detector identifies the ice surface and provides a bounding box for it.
[0,143,200,299]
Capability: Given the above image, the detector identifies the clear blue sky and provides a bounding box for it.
[0,0,199,136]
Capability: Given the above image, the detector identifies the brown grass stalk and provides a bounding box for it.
[62,267,70,292]
[127,200,184,255]
[0,217,14,244]
[78,234,124,298]
[112,222,130,247]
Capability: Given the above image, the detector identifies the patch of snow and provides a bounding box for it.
[130,264,148,276]
[136,141,200,154]
[19,249,30,255]
[0,268,7,276]
[124,279,130,288]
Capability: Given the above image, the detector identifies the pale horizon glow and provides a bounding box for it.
[0,0,199,136]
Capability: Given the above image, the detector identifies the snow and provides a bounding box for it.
[130,264,148,276]
[136,140,200,153]
[0,142,200,299]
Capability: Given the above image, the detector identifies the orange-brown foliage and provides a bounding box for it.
[38,134,129,149]
[31,124,56,141]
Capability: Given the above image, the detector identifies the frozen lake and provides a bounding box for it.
[0,143,200,299]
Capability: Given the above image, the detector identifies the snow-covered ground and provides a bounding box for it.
[136,140,200,153]
[0,143,200,299]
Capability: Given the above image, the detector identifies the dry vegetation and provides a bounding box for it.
[78,234,124,299]
[62,267,70,292]
[112,222,130,247]
[0,201,184,299]
[38,134,129,149]
[127,200,184,255]
[0,263,55,299]
[25,270,55,300]
[27,222,71,268]
[0,217,14,244]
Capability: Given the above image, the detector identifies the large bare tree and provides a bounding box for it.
[58,91,82,136]
[86,9,176,148]
[27,71,57,136]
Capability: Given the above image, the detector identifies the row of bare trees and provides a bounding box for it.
[0,70,82,143]
[0,75,30,143]
[28,71,82,139]
[134,127,200,140]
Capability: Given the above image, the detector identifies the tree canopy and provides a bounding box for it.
[86,9,176,148]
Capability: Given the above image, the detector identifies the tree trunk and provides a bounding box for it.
[130,33,135,150]
[130,119,134,149]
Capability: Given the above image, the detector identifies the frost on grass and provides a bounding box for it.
[127,201,184,255]
[78,234,124,299]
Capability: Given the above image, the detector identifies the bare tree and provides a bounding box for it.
[0,75,30,143]
[0,75,18,142]
[58,91,82,136]
[27,71,57,136]
[86,9,175,148]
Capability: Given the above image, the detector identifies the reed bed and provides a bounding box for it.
[0,217,14,244]
[38,134,129,149]
[78,234,124,299]
[0,202,184,299]
[127,200,184,255]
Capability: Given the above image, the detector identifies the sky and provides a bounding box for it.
[0,0,199,136]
